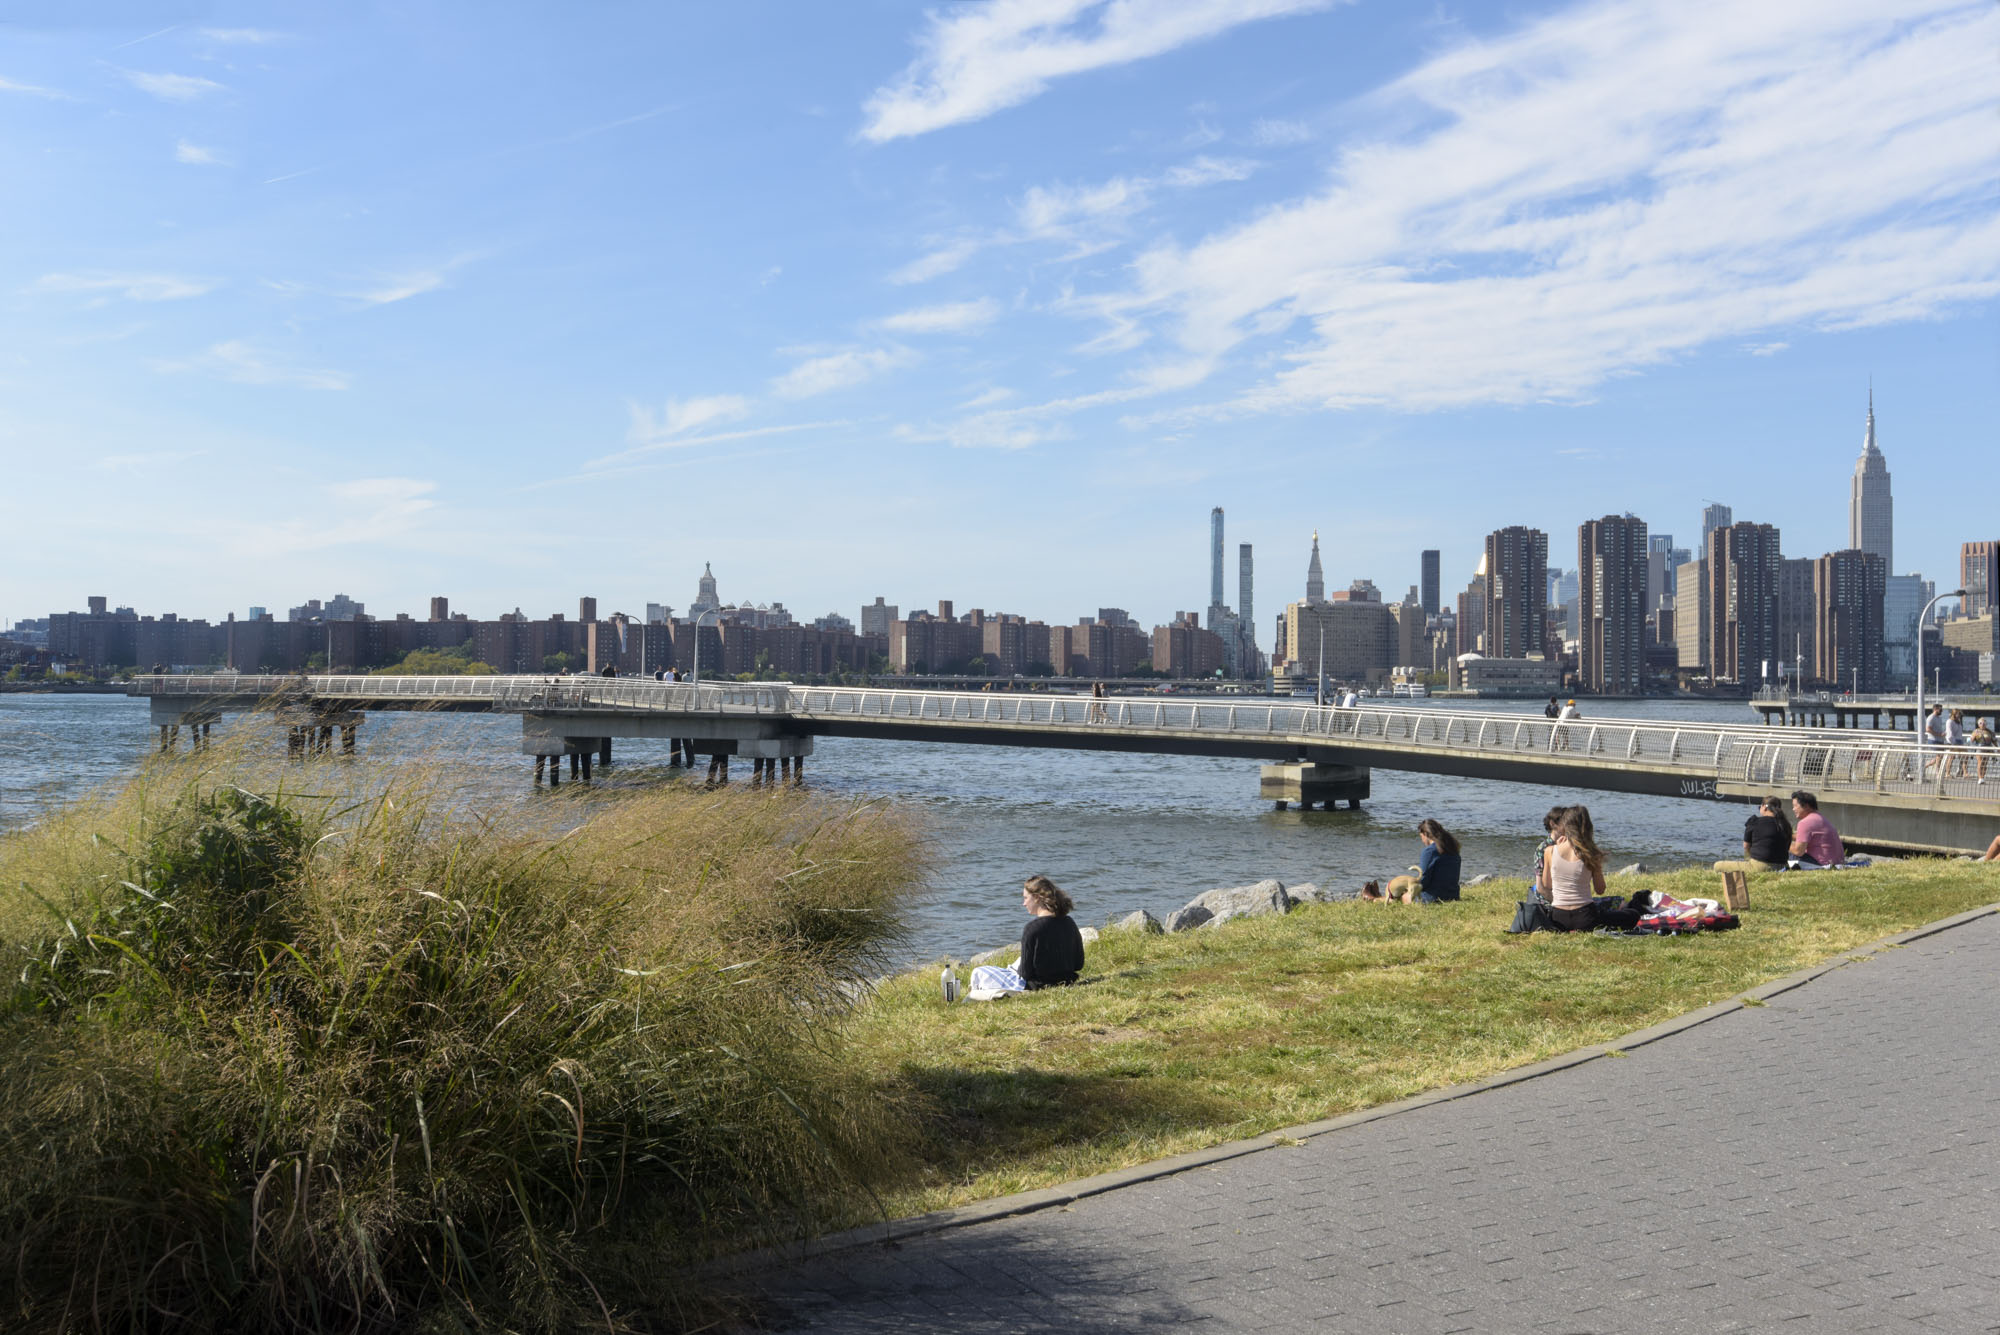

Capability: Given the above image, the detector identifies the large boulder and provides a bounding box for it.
[1466,873,1493,887]
[1613,862,1649,877]
[1286,883,1341,905]
[1115,909,1164,934]
[1164,905,1213,933]
[1078,926,1100,944]
[1183,878,1293,922]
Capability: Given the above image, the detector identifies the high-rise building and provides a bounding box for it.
[1210,507,1226,612]
[645,602,674,625]
[1675,558,1709,674]
[860,597,898,639]
[1963,541,2000,618]
[1848,390,1893,573]
[1776,558,1816,683]
[578,596,597,624]
[1701,504,1733,556]
[1815,549,1886,693]
[1579,515,1648,693]
[1707,522,1781,683]
[1482,527,1548,659]
[691,563,720,616]
[1546,567,1565,609]
[1883,574,1933,687]
[1420,549,1440,617]
[1238,543,1256,671]
[1306,531,1325,603]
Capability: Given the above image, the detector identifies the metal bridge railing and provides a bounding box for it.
[128,677,1998,804]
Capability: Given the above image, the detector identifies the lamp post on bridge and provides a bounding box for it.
[689,605,736,687]
[1914,588,1964,745]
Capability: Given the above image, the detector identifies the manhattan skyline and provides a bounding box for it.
[1,1,1993,625]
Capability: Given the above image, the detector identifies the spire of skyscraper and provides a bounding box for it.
[1849,388,1892,572]
[1306,530,1324,603]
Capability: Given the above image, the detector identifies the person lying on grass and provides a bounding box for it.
[1363,819,1462,903]
[965,875,1086,999]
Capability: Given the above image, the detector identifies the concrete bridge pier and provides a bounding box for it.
[1261,761,1370,811]
[598,737,612,765]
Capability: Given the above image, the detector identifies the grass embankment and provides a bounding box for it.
[0,750,925,1334]
[845,863,1998,1223]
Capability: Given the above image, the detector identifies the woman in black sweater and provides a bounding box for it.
[963,875,1085,998]
[1714,796,1792,872]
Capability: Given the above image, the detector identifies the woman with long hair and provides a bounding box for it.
[1715,796,1791,872]
[1539,804,1606,931]
[1368,818,1462,904]
[959,875,1086,1000]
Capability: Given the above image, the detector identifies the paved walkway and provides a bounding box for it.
[751,913,2000,1333]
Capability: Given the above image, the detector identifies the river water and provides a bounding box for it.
[0,692,1771,963]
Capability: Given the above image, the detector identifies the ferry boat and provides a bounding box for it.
[1391,682,1430,698]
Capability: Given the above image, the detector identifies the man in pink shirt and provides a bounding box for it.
[1789,790,1845,868]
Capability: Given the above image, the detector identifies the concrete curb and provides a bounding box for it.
[727,901,2000,1273]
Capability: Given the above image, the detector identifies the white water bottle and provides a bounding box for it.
[940,967,959,1003]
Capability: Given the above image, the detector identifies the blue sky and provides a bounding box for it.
[2,0,1995,634]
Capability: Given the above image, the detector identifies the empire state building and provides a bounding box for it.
[1848,390,1892,571]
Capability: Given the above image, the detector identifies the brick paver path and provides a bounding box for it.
[752,915,2000,1332]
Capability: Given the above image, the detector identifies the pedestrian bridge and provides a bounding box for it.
[132,675,2000,856]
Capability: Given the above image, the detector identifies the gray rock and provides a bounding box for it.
[1286,882,1338,904]
[1183,878,1292,921]
[1115,909,1164,934]
[969,947,1008,966]
[1613,862,1649,877]
[1078,926,1100,944]
[1466,873,1494,887]
[1164,905,1213,933]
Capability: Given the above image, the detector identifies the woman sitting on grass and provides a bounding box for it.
[965,875,1086,999]
[1715,796,1791,873]
[1539,805,1607,931]
[1365,819,1462,903]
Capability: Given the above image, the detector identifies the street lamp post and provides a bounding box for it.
[690,605,732,687]
[1914,588,1964,745]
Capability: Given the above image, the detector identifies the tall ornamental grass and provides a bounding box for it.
[0,749,926,1333]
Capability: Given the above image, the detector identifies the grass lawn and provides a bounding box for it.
[844,862,1998,1223]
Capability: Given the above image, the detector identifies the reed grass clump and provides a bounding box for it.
[0,753,926,1333]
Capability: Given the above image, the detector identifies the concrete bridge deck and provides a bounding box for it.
[131,676,2000,855]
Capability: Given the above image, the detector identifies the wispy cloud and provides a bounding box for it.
[890,238,983,285]
[1249,117,1312,146]
[175,139,227,166]
[861,0,1336,142]
[199,28,286,44]
[263,166,319,185]
[95,449,206,473]
[228,478,436,556]
[1745,342,1790,357]
[33,272,214,302]
[0,75,70,99]
[627,394,752,441]
[158,340,350,390]
[1071,0,2000,416]
[896,415,1064,450]
[122,70,225,101]
[351,253,484,305]
[873,298,999,334]
[771,346,917,399]
[584,420,836,472]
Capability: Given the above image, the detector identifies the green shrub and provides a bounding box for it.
[0,756,926,1333]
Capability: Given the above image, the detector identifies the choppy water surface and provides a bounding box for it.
[1,692,1772,963]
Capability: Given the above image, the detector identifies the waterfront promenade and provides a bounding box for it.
[749,909,2000,1333]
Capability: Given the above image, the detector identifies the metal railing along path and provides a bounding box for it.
[129,676,2000,804]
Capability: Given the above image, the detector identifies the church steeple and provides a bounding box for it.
[1306,530,1325,603]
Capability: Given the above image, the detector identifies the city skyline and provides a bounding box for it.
[1,3,1994,624]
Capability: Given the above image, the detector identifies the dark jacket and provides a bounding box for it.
[1018,914,1084,989]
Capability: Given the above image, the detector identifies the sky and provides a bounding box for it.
[2,0,1995,635]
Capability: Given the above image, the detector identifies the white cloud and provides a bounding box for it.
[175,139,226,166]
[861,0,1335,142]
[1249,117,1312,146]
[33,272,214,302]
[356,272,446,305]
[123,70,225,101]
[959,386,1017,408]
[771,346,917,399]
[890,238,983,285]
[583,420,837,473]
[229,478,436,556]
[874,298,1000,334]
[199,28,286,43]
[0,75,69,99]
[1073,0,2000,415]
[627,394,753,441]
[159,340,350,390]
[1745,342,1790,357]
